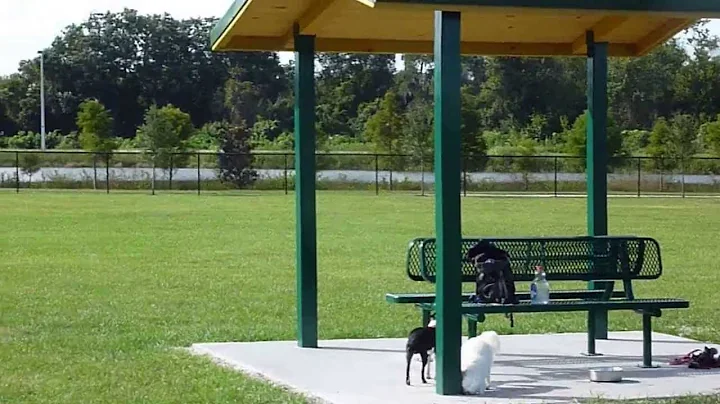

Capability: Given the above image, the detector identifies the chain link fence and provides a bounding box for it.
[1,150,719,196]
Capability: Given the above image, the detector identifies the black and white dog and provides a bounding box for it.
[405,315,436,385]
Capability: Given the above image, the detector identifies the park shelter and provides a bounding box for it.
[210,0,720,395]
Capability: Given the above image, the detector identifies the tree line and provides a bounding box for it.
[2,8,720,175]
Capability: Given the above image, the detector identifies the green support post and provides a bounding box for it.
[294,31,318,348]
[433,10,463,396]
[586,31,610,340]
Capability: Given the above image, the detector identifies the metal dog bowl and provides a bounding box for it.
[589,367,624,383]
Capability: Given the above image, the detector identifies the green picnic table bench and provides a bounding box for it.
[385,236,690,367]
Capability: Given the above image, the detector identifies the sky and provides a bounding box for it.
[1,0,719,76]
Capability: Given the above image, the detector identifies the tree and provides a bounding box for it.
[700,115,720,157]
[402,98,434,195]
[0,97,17,137]
[224,77,262,128]
[217,124,258,188]
[136,104,195,170]
[316,54,396,138]
[363,89,406,172]
[57,131,81,150]
[646,114,698,172]
[490,132,541,190]
[621,129,651,156]
[20,153,42,185]
[5,131,62,150]
[76,99,115,154]
[479,57,585,135]
[669,114,698,159]
[0,9,288,139]
[647,117,674,171]
[562,111,624,170]
[461,87,488,170]
[673,22,720,120]
[608,41,687,129]
[188,121,228,151]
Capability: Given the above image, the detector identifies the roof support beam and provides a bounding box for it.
[225,36,637,56]
[282,0,337,47]
[635,18,693,55]
[571,16,628,55]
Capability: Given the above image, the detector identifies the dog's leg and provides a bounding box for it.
[406,350,413,385]
[426,350,434,379]
[420,351,429,384]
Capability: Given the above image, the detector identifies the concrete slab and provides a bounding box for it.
[190,332,720,404]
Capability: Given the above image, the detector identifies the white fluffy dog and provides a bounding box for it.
[460,331,501,395]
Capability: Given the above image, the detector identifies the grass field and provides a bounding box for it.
[1,191,719,403]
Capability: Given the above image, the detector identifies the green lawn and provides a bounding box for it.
[1,191,719,403]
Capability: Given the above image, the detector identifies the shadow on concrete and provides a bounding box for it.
[605,336,705,345]
[493,356,720,383]
[319,346,406,354]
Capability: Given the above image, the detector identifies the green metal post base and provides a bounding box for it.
[640,314,659,368]
[582,309,603,357]
[467,319,477,338]
[422,309,432,327]
[588,288,609,340]
[638,363,661,369]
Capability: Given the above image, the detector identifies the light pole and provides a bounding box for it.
[38,51,46,150]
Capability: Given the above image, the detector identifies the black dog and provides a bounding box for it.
[465,239,509,264]
[405,316,436,385]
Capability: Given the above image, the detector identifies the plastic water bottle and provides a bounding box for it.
[530,265,550,304]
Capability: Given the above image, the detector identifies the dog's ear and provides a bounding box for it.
[465,240,486,261]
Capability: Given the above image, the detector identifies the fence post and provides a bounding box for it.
[151,156,156,196]
[637,157,641,198]
[389,158,393,191]
[284,153,289,195]
[462,155,467,197]
[420,157,425,196]
[93,154,97,190]
[15,151,19,193]
[197,152,201,195]
[659,158,663,193]
[553,156,558,197]
[375,154,379,195]
[105,153,110,194]
[169,154,174,191]
[681,158,686,198]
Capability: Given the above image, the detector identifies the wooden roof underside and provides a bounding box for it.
[210,0,720,57]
